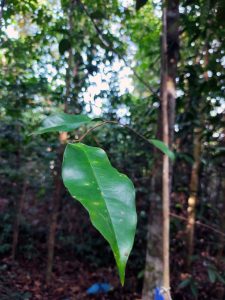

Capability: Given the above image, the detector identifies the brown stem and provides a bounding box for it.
[77,120,158,150]
[170,213,225,238]
[77,121,114,142]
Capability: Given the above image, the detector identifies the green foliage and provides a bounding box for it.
[34,113,92,134]
[207,264,225,284]
[207,268,217,283]
[178,276,198,299]
[149,139,175,161]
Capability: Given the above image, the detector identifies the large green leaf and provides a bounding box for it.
[149,139,175,161]
[34,113,92,134]
[62,143,137,284]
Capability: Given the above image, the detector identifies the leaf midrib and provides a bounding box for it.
[79,144,120,259]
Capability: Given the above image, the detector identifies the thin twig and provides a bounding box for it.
[77,121,116,142]
[123,124,152,145]
[170,212,225,239]
[77,0,159,98]
[77,119,155,148]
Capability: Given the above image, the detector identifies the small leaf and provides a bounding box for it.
[177,153,194,164]
[208,268,217,283]
[216,273,225,284]
[62,143,137,285]
[190,282,198,298]
[150,139,175,161]
[34,113,92,134]
[178,278,191,289]
[59,38,71,55]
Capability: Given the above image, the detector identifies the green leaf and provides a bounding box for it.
[149,139,175,161]
[62,143,137,285]
[177,153,194,164]
[34,113,92,134]
[190,282,198,299]
[208,268,217,283]
[178,277,191,289]
[216,272,225,284]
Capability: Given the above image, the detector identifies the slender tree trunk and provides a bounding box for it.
[162,2,179,297]
[45,82,71,284]
[46,1,73,284]
[186,128,201,266]
[167,0,179,148]
[46,142,65,284]
[142,158,163,300]
[186,42,209,267]
[142,1,179,299]
[12,181,28,260]
[46,119,70,284]
[161,4,170,298]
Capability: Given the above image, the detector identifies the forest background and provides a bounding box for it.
[0,0,225,299]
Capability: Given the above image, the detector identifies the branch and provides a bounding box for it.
[170,212,225,239]
[76,121,116,142]
[76,119,156,150]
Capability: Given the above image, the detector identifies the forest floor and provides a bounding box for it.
[0,255,141,300]
[1,194,225,300]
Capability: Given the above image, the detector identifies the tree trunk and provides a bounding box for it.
[142,1,179,298]
[12,181,28,260]
[45,142,65,284]
[186,41,209,268]
[167,0,179,148]
[45,1,73,284]
[45,82,71,285]
[161,4,170,298]
[186,128,201,266]
[142,158,163,300]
